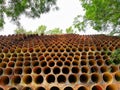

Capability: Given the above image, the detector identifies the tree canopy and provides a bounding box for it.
[0,0,57,29]
[75,0,120,35]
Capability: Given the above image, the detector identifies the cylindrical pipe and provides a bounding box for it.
[22,75,32,84]
[34,75,44,84]
[40,60,47,67]
[16,61,23,67]
[0,62,6,68]
[80,73,89,83]
[103,72,113,83]
[8,61,15,67]
[11,75,21,85]
[106,84,117,90]
[72,60,79,66]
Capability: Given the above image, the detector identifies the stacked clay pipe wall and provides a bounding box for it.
[0,34,120,90]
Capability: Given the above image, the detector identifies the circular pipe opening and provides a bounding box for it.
[33,66,41,74]
[64,87,73,90]
[43,66,51,74]
[78,86,88,90]
[23,75,32,84]
[68,74,77,83]
[46,74,55,83]
[53,66,61,74]
[103,73,112,83]
[12,75,21,85]
[35,87,45,90]
[32,61,39,66]
[91,73,100,83]
[57,74,66,83]
[34,75,44,84]
[92,85,103,90]
[80,74,89,83]
[0,62,6,68]
[0,76,9,85]
[106,84,117,90]
[50,86,60,90]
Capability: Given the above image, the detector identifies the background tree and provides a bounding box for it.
[0,0,58,29]
[75,0,120,36]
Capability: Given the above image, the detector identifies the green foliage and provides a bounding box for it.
[34,25,47,35]
[0,0,57,28]
[78,0,120,35]
[14,27,26,34]
[46,28,63,35]
[109,48,120,65]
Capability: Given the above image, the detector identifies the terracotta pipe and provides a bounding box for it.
[46,74,55,83]
[64,86,73,90]
[78,86,88,90]
[0,76,9,85]
[43,66,51,74]
[24,66,32,74]
[91,73,101,83]
[33,66,41,74]
[57,74,66,83]
[114,71,120,81]
[68,74,77,83]
[4,67,13,75]
[50,86,60,90]
[35,87,46,90]
[48,60,55,67]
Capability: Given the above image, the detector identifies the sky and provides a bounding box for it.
[0,0,101,35]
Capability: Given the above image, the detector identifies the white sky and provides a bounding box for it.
[0,0,101,35]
